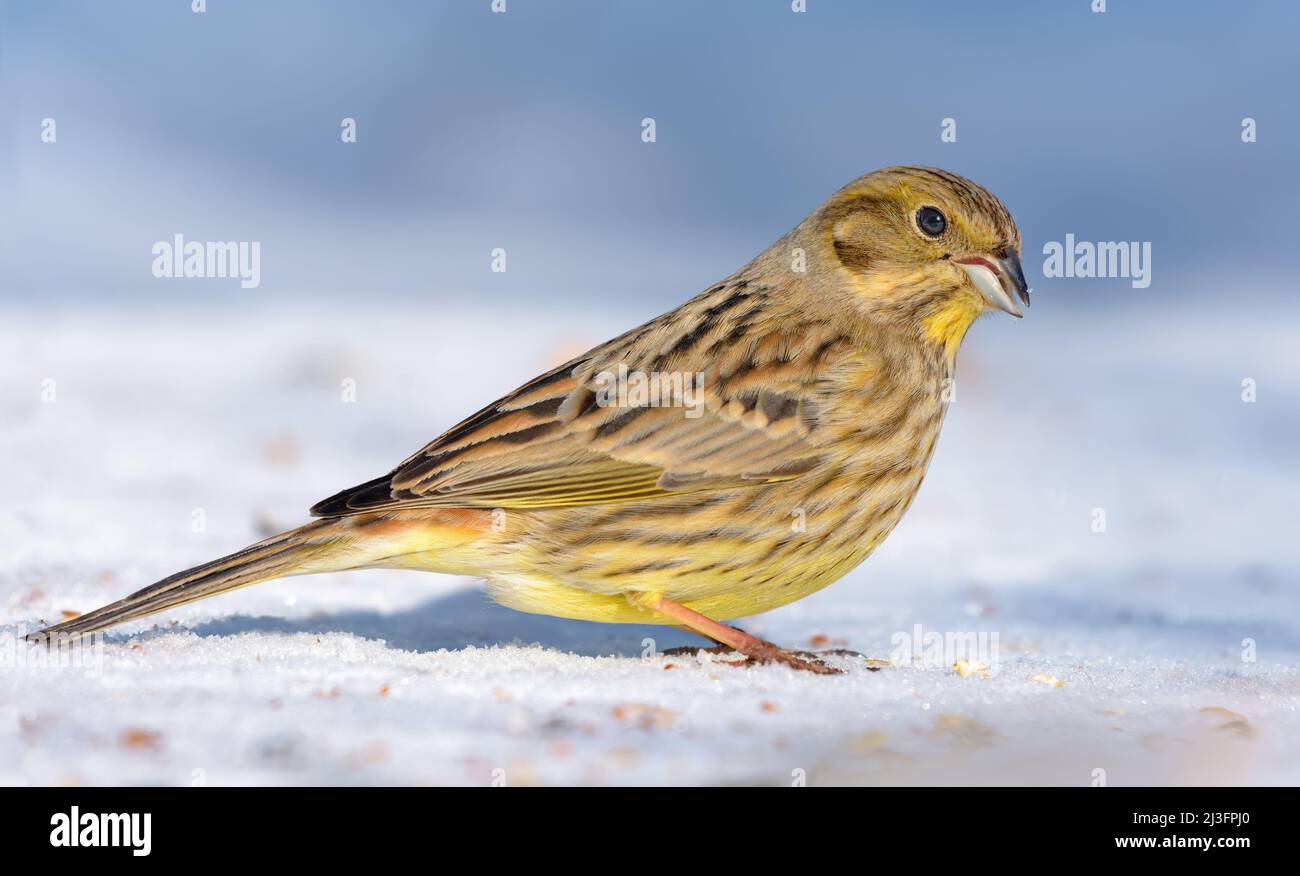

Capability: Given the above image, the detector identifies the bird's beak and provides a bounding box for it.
[954,251,1032,318]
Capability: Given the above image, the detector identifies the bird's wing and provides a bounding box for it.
[310,287,861,515]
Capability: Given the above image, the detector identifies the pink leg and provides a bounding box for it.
[635,593,841,675]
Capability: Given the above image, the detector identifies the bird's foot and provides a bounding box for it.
[664,644,877,674]
[748,643,843,674]
[636,593,878,675]
[661,645,735,657]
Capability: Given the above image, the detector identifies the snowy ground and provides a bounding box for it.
[1,299,1297,786]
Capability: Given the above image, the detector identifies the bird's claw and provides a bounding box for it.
[663,644,881,675]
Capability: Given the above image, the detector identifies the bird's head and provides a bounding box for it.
[816,166,1029,354]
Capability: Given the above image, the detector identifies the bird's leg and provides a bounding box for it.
[659,643,737,657]
[632,593,841,675]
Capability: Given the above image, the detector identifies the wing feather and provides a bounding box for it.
[310,283,861,517]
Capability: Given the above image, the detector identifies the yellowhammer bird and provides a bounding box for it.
[35,166,1029,673]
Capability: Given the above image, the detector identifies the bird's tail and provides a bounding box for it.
[29,519,351,640]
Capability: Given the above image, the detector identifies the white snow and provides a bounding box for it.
[1,300,1297,786]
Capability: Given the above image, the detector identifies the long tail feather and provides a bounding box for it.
[29,520,346,640]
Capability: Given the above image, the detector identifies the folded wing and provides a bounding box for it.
[311,284,859,516]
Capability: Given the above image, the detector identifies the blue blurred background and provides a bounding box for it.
[2,0,1297,312]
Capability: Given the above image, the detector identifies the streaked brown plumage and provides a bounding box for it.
[36,166,1028,673]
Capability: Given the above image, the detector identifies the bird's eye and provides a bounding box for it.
[916,206,947,237]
